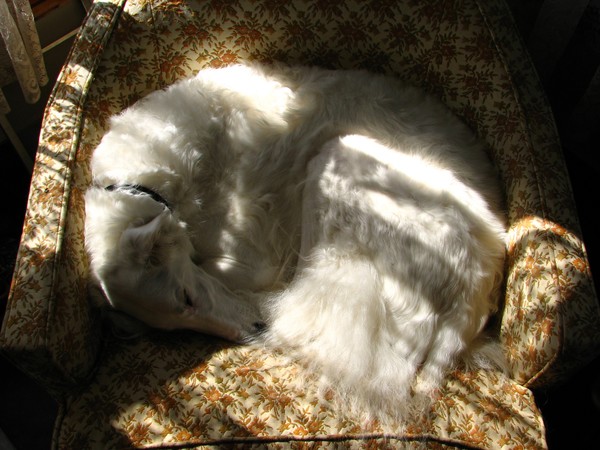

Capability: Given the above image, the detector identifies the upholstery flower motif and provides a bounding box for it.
[1,0,599,448]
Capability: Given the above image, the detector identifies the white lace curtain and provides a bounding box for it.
[0,0,48,115]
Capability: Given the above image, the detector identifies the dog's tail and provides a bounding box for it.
[262,247,506,424]
[459,330,507,373]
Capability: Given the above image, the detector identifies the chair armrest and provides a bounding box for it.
[474,1,600,388]
[504,217,599,387]
[0,0,126,396]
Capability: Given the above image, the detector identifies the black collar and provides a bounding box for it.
[105,184,172,211]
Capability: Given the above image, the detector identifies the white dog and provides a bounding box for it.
[85,63,506,420]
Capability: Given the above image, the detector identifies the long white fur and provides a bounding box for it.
[85,63,506,421]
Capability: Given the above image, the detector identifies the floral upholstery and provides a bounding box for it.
[2,0,599,448]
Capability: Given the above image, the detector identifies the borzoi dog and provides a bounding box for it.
[85,63,506,420]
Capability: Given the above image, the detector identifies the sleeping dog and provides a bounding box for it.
[85,63,506,420]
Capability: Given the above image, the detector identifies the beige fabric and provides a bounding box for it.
[56,335,544,449]
[2,0,599,448]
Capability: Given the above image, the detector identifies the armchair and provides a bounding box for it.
[2,0,599,448]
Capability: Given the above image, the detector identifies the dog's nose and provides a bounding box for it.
[252,322,267,333]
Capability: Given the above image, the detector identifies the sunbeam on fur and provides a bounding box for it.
[85,62,507,423]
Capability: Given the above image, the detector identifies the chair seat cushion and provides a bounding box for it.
[55,332,546,449]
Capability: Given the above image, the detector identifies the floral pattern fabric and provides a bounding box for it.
[1,0,599,448]
[56,332,545,449]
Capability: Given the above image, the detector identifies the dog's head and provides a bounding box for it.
[85,190,265,342]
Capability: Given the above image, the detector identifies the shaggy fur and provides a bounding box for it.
[85,63,507,420]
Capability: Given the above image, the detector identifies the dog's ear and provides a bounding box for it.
[119,212,169,266]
